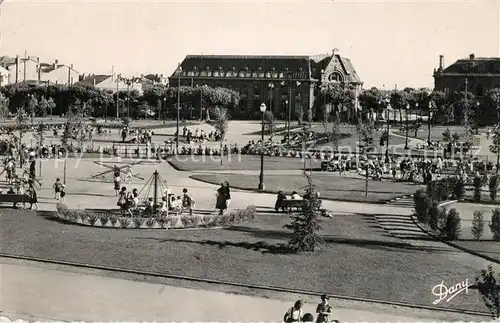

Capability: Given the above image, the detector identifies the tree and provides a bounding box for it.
[47,97,56,116]
[471,210,485,241]
[476,265,500,319]
[37,97,49,117]
[26,95,38,122]
[0,93,9,120]
[490,126,500,171]
[211,106,229,166]
[263,110,275,136]
[486,88,500,123]
[330,117,341,152]
[283,171,322,252]
[15,108,28,167]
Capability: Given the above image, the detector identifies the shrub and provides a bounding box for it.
[413,190,431,224]
[474,176,483,202]
[476,265,500,319]
[87,212,98,226]
[118,218,131,228]
[145,218,156,228]
[109,215,118,226]
[156,217,166,229]
[491,209,500,241]
[490,175,499,201]
[133,217,145,228]
[181,216,194,227]
[441,208,461,240]
[99,213,109,226]
[437,206,448,230]
[471,210,485,241]
[428,200,440,231]
[454,178,465,200]
[79,211,89,223]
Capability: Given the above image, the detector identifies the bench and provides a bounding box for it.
[275,199,304,213]
[0,193,32,209]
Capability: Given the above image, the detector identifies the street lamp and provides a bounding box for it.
[258,103,266,191]
[384,100,391,163]
[163,97,167,124]
[280,79,301,147]
[404,103,410,150]
[176,63,182,151]
[427,101,433,146]
[268,83,274,114]
[476,101,480,134]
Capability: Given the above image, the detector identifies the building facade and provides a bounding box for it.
[0,66,9,86]
[433,53,500,96]
[39,60,81,85]
[168,50,362,120]
[75,74,143,95]
[0,56,40,84]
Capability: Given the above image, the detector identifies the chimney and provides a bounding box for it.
[70,64,73,69]
[332,48,339,56]
[93,78,96,86]
[53,59,58,69]
[439,55,444,70]
[15,55,19,83]
[469,53,475,60]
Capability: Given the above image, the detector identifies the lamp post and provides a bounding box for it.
[427,101,433,146]
[384,100,391,163]
[476,101,480,134]
[404,103,409,150]
[163,97,166,124]
[176,63,182,151]
[268,83,274,114]
[258,103,266,191]
[280,78,301,147]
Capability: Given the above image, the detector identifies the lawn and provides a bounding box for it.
[168,155,324,172]
[190,173,423,203]
[0,209,485,312]
[454,240,500,262]
[393,126,479,143]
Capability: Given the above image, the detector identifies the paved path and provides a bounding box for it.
[0,259,480,322]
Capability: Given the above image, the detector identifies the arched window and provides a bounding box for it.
[328,72,344,82]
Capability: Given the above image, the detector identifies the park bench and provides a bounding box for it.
[279,199,304,212]
[0,193,32,209]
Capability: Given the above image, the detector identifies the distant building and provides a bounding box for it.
[0,66,9,86]
[433,53,500,96]
[39,59,80,85]
[75,74,143,94]
[168,49,363,120]
[0,55,40,84]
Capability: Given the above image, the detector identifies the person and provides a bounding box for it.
[316,294,332,323]
[216,183,227,215]
[291,191,302,200]
[53,178,62,200]
[116,186,127,213]
[182,188,195,215]
[160,196,169,213]
[28,186,39,210]
[275,191,286,212]
[59,184,66,201]
[224,181,231,210]
[114,174,121,196]
[125,165,134,184]
[171,196,182,214]
[303,313,314,323]
[283,300,304,323]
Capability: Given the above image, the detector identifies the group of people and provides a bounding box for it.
[120,127,154,144]
[0,155,40,209]
[283,295,337,323]
[178,126,222,144]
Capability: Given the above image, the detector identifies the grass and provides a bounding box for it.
[190,173,423,203]
[168,155,323,172]
[393,125,478,142]
[0,209,485,312]
[454,240,500,263]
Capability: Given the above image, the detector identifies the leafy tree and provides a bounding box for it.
[358,87,382,121]
[33,121,46,150]
[47,97,56,116]
[283,171,322,252]
[210,106,229,166]
[263,110,275,135]
[37,97,49,117]
[15,108,28,166]
[330,117,341,151]
[26,95,38,122]
[490,126,500,171]
[440,208,461,240]
[490,175,499,200]
[476,265,500,319]
[390,90,411,124]
[0,93,9,120]
[486,88,500,123]
[471,210,485,241]
[490,208,500,241]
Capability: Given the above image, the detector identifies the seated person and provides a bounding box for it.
[145,197,154,215]
[275,191,287,212]
[160,196,168,213]
[290,191,302,200]
[170,196,182,213]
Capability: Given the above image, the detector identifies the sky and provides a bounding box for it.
[1,0,499,89]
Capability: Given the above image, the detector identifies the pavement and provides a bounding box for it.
[0,258,483,322]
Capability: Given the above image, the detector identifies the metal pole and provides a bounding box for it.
[258,109,265,190]
[405,106,409,149]
[385,107,390,163]
[200,86,203,121]
[428,113,431,145]
[287,85,292,147]
[153,170,158,206]
[116,76,119,119]
[162,98,165,124]
[365,164,369,197]
[63,158,67,184]
[176,64,181,151]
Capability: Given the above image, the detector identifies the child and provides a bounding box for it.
[59,184,66,202]
[182,188,195,215]
[170,196,182,214]
[53,178,62,200]
[29,186,39,210]
[114,175,121,196]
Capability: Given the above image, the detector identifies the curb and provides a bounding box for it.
[188,175,392,205]
[409,200,500,265]
[384,194,413,204]
[0,253,490,318]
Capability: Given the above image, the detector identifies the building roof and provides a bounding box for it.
[440,54,500,74]
[74,74,111,86]
[170,53,362,83]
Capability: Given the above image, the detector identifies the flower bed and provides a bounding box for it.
[55,203,257,229]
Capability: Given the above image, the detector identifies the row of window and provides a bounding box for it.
[179,70,309,79]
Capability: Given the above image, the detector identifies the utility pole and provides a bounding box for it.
[116,74,120,119]
[176,63,182,150]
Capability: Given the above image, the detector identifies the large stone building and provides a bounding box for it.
[433,53,500,96]
[168,49,362,120]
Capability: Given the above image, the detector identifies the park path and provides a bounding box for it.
[0,258,479,322]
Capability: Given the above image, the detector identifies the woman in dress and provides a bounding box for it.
[216,183,226,215]
[113,174,121,196]
[117,186,128,215]
[29,186,39,210]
